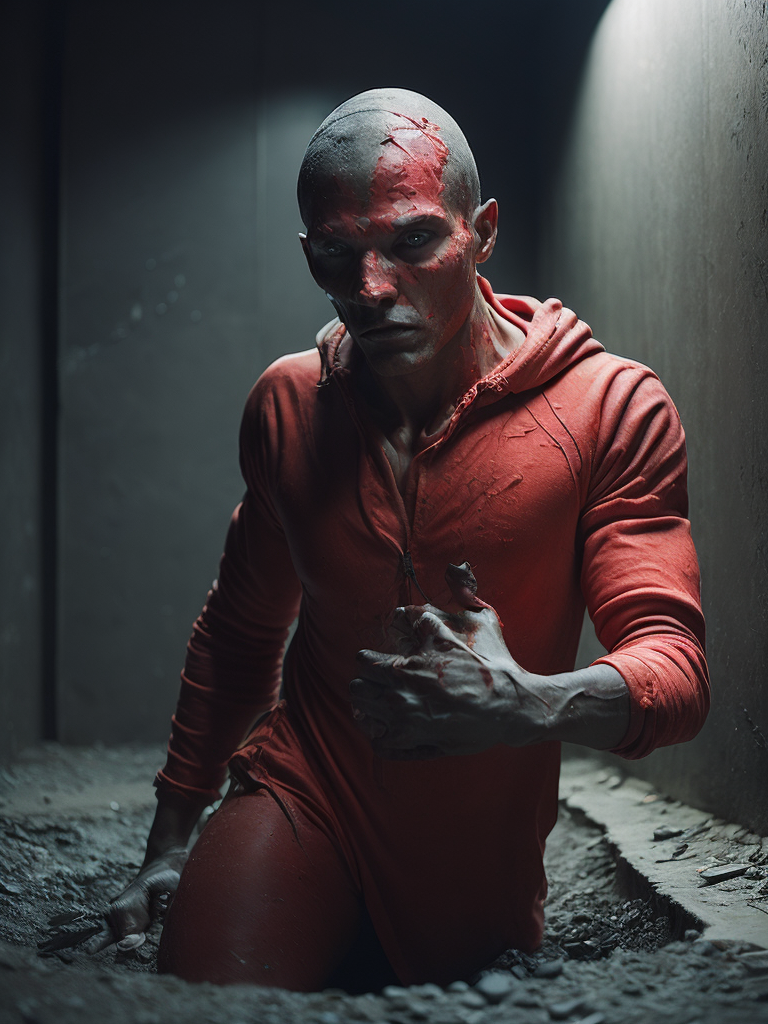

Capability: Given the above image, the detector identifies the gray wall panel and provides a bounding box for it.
[539,0,768,832]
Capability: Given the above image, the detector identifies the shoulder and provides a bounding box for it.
[242,349,321,422]
[552,348,681,424]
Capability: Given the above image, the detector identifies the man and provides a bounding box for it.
[97,88,709,990]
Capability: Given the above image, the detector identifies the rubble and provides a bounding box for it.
[0,744,766,1024]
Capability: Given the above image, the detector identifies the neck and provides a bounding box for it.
[360,281,523,441]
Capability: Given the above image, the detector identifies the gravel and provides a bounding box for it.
[0,743,766,1024]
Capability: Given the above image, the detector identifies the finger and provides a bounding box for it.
[444,562,488,612]
[84,926,118,955]
[391,603,456,629]
[106,892,151,939]
[411,610,473,652]
[351,710,388,740]
[355,649,422,681]
[38,923,101,954]
[115,932,146,953]
[350,676,385,698]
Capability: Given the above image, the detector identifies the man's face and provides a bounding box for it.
[302,125,483,378]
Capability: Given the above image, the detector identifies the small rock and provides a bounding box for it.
[513,993,544,1008]
[459,990,487,1008]
[411,983,443,999]
[653,826,684,841]
[446,980,470,993]
[575,1015,605,1024]
[699,864,750,884]
[382,985,409,1000]
[692,939,718,957]
[109,801,120,811]
[475,971,518,1004]
[534,959,564,978]
[0,879,23,896]
[548,997,591,1020]
[745,866,764,879]
[739,950,768,976]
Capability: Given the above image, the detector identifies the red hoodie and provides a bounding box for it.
[158,278,709,983]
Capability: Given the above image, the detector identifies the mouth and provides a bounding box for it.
[358,320,421,340]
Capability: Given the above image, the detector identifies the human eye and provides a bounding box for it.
[401,229,433,249]
[318,239,350,258]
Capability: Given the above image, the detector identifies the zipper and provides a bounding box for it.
[402,549,431,604]
[330,373,437,605]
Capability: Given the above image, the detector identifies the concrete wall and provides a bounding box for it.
[56,2,329,742]
[55,0,539,743]
[539,0,768,833]
[0,0,58,757]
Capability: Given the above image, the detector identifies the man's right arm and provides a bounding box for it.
[96,374,303,948]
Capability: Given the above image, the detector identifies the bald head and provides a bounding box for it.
[297,88,481,226]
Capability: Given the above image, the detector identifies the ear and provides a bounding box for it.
[473,199,498,265]
[299,233,321,286]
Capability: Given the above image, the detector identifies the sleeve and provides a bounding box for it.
[156,376,303,802]
[579,367,710,760]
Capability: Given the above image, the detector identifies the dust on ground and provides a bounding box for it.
[0,743,767,1024]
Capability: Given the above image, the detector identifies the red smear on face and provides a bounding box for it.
[306,112,479,378]
[368,115,450,214]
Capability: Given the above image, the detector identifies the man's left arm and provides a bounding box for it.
[350,369,709,759]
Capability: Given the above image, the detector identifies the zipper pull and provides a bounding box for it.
[402,550,430,604]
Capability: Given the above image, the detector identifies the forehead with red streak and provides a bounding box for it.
[369,114,450,214]
[315,113,452,234]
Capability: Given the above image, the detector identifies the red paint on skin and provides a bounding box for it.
[368,117,450,214]
[480,667,494,689]
[307,111,479,376]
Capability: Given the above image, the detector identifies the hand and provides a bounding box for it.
[86,847,188,953]
[350,563,554,759]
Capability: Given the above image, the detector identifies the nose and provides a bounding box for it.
[357,250,397,305]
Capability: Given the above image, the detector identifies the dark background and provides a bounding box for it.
[2,0,766,833]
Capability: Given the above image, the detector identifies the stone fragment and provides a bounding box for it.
[412,983,443,999]
[653,826,684,841]
[446,980,470,993]
[684,929,702,942]
[382,985,409,1001]
[458,990,487,1008]
[692,940,719,956]
[0,879,23,896]
[534,959,564,978]
[548,996,591,1020]
[739,950,768,976]
[698,863,750,884]
[474,971,518,1004]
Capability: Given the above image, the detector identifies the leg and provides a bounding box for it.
[157,787,363,990]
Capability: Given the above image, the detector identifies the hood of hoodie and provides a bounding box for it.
[316,275,604,413]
